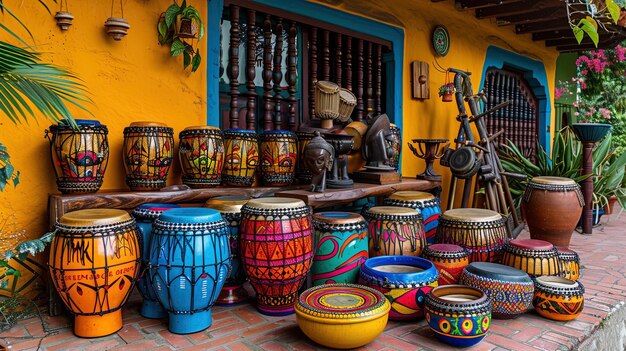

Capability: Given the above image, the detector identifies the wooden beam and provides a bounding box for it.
[456,0,509,9]
[516,20,570,34]
[476,0,542,19]
[556,35,626,52]
[496,6,563,25]
[532,29,574,41]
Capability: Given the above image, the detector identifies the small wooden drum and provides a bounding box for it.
[436,208,506,263]
[425,285,491,348]
[222,129,259,187]
[240,197,313,316]
[311,212,368,286]
[295,283,390,349]
[533,276,584,321]
[557,247,580,281]
[49,209,140,337]
[123,121,174,191]
[363,206,426,257]
[259,130,297,186]
[337,88,357,123]
[460,262,534,319]
[359,256,438,320]
[384,191,442,244]
[314,80,340,128]
[422,244,469,285]
[502,239,560,277]
[179,126,225,188]
[522,176,584,248]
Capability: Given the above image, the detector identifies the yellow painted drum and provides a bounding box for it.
[179,126,225,188]
[123,122,174,191]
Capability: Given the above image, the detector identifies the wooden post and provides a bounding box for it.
[228,5,241,129]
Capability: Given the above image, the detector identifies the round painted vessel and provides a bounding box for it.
[311,212,368,286]
[557,247,580,281]
[359,255,438,320]
[49,209,140,337]
[533,276,584,321]
[295,283,390,349]
[384,191,441,244]
[123,121,174,191]
[222,129,259,187]
[240,197,313,316]
[425,285,492,347]
[363,206,426,257]
[179,126,225,188]
[435,208,506,263]
[259,130,297,186]
[502,239,560,277]
[422,244,469,285]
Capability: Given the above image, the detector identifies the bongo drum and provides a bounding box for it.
[502,239,560,277]
[311,212,368,286]
[179,126,225,188]
[384,191,442,244]
[49,209,140,337]
[132,203,180,319]
[259,130,297,186]
[436,208,506,263]
[204,196,251,305]
[46,119,109,193]
[422,244,469,285]
[337,88,357,123]
[240,197,313,316]
[522,176,584,248]
[148,208,231,334]
[222,129,259,187]
[557,247,580,281]
[123,122,174,191]
[533,276,584,321]
[314,80,340,129]
[363,206,426,257]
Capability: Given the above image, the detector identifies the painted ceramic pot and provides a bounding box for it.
[222,129,259,187]
[435,208,506,263]
[522,176,584,248]
[148,208,231,334]
[363,206,426,257]
[384,191,442,244]
[460,262,534,319]
[131,203,180,319]
[422,244,469,285]
[204,196,251,305]
[259,130,297,186]
[240,198,313,316]
[384,123,401,171]
[179,126,225,188]
[295,283,390,349]
[533,276,584,321]
[46,119,109,193]
[311,212,368,286]
[425,285,492,347]
[359,255,439,320]
[557,247,580,281]
[123,122,174,191]
[295,131,315,184]
[49,209,140,337]
[502,239,560,277]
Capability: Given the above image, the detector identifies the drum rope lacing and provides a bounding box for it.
[522,182,585,207]
[533,278,585,298]
[241,205,310,217]
[425,294,492,314]
[152,219,229,233]
[123,126,174,135]
[54,219,137,235]
[384,198,440,209]
[312,220,367,232]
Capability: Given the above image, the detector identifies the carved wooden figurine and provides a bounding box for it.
[304,132,334,192]
[363,114,394,171]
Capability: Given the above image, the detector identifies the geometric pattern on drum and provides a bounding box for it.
[123,122,174,190]
[363,206,426,257]
[222,129,259,187]
[532,276,584,321]
[557,247,580,281]
[435,208,506,263]
[259,130,297,186]
[179,126,225,188]
[422,244,469,285]
[384,191,441,244]
[502,239,560,277]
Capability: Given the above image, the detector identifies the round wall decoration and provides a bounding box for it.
[432,25,450,56]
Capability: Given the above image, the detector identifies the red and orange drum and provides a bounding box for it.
[422,244,469,285]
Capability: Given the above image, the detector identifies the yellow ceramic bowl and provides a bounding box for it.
[295,283,391,349]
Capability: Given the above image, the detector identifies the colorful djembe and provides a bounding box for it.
[123,122,174,191]
[179,126,224,188]
[422,244,469,285]
[259,130,297,186]
[148,208,231,334]
[384,191,442,244]
[204,196,250,305]
[502,239,560,277]
[557,247,580,281]
[46,119,109,193]
[363,206,426,257]
[49,209,140,337]
[240,197,313,316]
[222,129,259,187]
[533,276,584,321]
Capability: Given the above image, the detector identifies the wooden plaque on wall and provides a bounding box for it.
[411,61,430,100]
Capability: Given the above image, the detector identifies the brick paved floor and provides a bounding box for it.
[1,209,625,351]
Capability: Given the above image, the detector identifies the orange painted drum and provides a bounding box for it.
[179,126,225,188]
[123,122,174,191]
[502,239,560,277]
[533,276,584,321]
[557,247,580,281]
[48,209,140,337]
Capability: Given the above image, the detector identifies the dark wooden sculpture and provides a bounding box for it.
[304,131,334,193]
[363,114,394,170]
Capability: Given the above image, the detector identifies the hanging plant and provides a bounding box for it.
[157,0,205,72]
[438,71,456,102]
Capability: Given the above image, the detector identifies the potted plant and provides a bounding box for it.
[157,0,205,72]
[438,83,455,102]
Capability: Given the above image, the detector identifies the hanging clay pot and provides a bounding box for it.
[175,17,197,39]
[104,17,130,41]
[54,11,74,31]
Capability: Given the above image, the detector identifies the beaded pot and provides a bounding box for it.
[422,244,469,285]
[179,126,225,188]
[384,191,442,244]
[502,239,560,277]
[533,276,584,321]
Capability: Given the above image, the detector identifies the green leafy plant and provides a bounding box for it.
[589,133,626,209]
[438,83,455,97]
[157,0,205,72]
[567,0,622,47]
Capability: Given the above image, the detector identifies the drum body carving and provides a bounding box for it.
[384,191,441,244]
[222,129,259,187]
[259,130,297,186]
[179,126,224,188]
[533,276,584,321]
[422,244,469,285]
[123,122,174,191]
[502,239,560,277]
[363,206,426,257]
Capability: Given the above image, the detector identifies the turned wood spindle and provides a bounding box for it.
[245,9,257,131]
[355,39,364,121]
[262,15,273,131]
[335,33,342,86]
[273,18,284,130]
[345,36,353,91]
[366,41,373,113]
[375,44,382,115]
[287,21,298,131]
[228,5,241,129]
[309,27,318,119]
[322,30,330,81]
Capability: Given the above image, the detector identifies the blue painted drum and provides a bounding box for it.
[131,203,180,319]
[384,191,441,244]
[148,208,231,334]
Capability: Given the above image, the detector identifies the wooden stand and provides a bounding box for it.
[351,171,401,185]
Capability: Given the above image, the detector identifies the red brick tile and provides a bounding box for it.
[109,340,159,351]
[232,307,267,325]
[249,325,300,344]
[487,324,516,336]
[39,330,75,345]
[542,332,575,349]
[117,325,145,344]
[149,347,173,351]
[24,321,44,336]
[512,326,544,342]
[2,325,26,337]
[138,318,165,328]
[487,334,540,350]
[529,337,561,350]
[227,341,255,351]
[187,330,211,343]
[284,341,317,351]
[158,329,193,348]
[259,341,289,351]
[210,321,250,337]
[7,338,44,351]
[464,341,497,351]
[83,339,121,351]
[503,320,530,330]
[46,338,90,351]
[375,334,422,350]
[400,330,452,351]
[241,322,289,338]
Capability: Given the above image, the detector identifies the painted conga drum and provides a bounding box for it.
[295,131,314,184]
[460,262,534,319]
[359,256,438,320]
[384,191,442,244]
[384,123,401,171]
[314,80,340,129]
[363,206,426,257]
[132,203,180,319]
[436,208,507,263]
[502,239,560,277]
[337,88,357,123]
[204,196,250,305]
[179,126,224,188]
[49,209,140,337]
[222,129,259,187]
[557,247,580,281]
[46,119,109,193]
[533,276,584,321]
[259,130,297,186]
[425,285,491,347]
[148,208,231,334]
[123,122,174,191]
[311,212,368,286]
[422,244,469,285]
[522,176,584,248]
